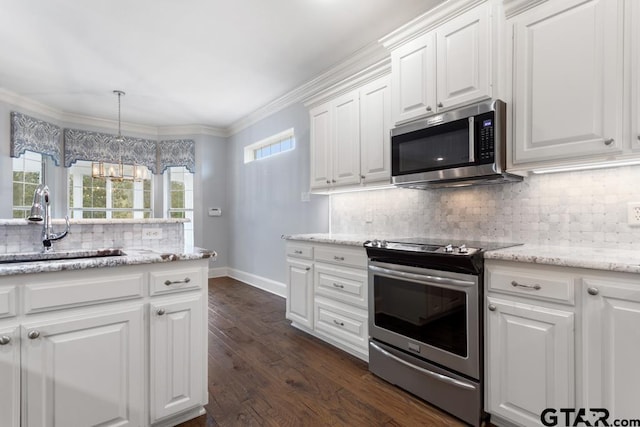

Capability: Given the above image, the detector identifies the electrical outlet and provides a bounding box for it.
[142,228,162,239]
[628,203,640,226]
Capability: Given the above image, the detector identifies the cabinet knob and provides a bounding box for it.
[437,102,444,108]
[305,267,311,271]
[0,336,11,345]
[604,138,614,146]
[426,106,432,112]
[587,287,599,296]
[326,180,331,184]
[157,308,166,316]
[27,330,40,340]
[360,175,365,180]
[331,179,336,183]
[488,304,497,312]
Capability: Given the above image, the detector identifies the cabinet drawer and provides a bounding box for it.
[286,244,313,260]
[315,263,367,309]
[314,297,368,355]
[314,245,367,269]
[24,272,144,314]
[150,267,203,295]
[0,285,17,319]
[486,262,575,305]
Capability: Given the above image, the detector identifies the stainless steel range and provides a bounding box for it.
[364,238,519,426]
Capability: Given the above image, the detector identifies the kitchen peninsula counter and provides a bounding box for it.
[0,246,216,276]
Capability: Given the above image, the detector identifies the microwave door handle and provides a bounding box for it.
[468,116,475,163]
[368,264,475,288]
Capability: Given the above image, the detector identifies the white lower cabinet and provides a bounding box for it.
[582,278,640,421]
[286,241,369,361]
[22,306,144,427]
[150,294,205,423]
[0,259,209,427]
[486,296,574,427]
[285,257,314,329]
[0,325,20,427]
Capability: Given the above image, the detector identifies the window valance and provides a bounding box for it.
[158,139,195,174]
[64,128,158,174]
[10,112,62,165]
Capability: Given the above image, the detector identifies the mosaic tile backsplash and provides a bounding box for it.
[330,165,640,249]
[0,220,185,254]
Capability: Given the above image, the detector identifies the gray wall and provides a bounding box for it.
[226,102,329,283]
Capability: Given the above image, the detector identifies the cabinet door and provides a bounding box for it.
[0,325,20,427]
[632,0,640,151]
[286,258,313,329]
[310,104,332,190]
[21,306,144,427]
[360,75,392,184]
[582,279,640,421]
[150,294,205,422]
[332,91,361,187]
[486,297,574,427]
[436,2,491,110]
[511,0,623,164]
[391,32,437,124]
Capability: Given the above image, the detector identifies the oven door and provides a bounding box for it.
[368,261,480,379]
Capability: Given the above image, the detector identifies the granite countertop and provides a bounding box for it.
[0,246,216,276]
[284,233,640,274]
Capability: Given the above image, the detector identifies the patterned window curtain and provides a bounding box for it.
[63,128,158,173]
[10,112,62,165]
[158,139,195,174]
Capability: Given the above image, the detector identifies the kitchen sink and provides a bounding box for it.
[0,248,126,264]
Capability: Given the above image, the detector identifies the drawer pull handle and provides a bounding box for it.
[157,308,166,316]
[28,330,40,340]
[332,282,345,289]
[0,336,11,345]
[333,319,345,327]
[334,256,345,261]
[587,287,599,296]
[488,304,497,312]
[164,277,191,286]
[294,250,303,254]
[511,280,541,291]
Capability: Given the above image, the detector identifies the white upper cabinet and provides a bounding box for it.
[332,92,361,187]
[436,3,491,110]
[308,73,392,191]
[391,32,437,123]
[632,0,640,152]
[359,75,392,183]
[510,0,624,166]
[388,1,492,124]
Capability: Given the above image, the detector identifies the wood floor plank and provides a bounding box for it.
[179,277,467,427]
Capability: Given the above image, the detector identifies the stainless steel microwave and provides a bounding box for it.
[391,99,522,189]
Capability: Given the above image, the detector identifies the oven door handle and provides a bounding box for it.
[368,265,475,288]
[369,341,477,391]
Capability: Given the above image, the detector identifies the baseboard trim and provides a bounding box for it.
[227,268,286,298]
[208,266,229,278]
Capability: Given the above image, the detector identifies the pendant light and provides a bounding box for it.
[91,90,147,181]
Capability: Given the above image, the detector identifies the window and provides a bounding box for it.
[166,167,194,247]
[244,128,295,163]
[12,151,44,218]
[68,160,152,219]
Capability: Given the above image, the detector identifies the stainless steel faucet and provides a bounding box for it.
[27,184,70,251]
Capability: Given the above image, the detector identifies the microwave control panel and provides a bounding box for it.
[478,117,494,162]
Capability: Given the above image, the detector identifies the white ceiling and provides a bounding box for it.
[0,0,442,131]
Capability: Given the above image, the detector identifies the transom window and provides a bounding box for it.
[244,128,295,163]
[12,151,44,218]
[68,160,152,219]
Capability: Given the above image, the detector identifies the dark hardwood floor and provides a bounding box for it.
[178,277,465,427]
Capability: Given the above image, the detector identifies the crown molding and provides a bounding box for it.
[0,88,63,122]
[157,125,228,138]
[379,0,488,50]
[503,0,547,18]
[226,41,389,136]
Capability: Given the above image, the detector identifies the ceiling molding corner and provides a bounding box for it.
[226,42,389,136]
[157,125,228,138]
